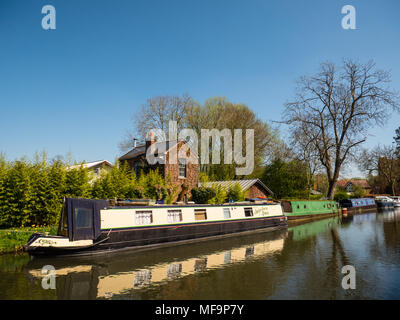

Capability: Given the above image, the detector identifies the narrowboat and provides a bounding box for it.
[339,198,377,213]
[24,198,287,257]
[375,196,395,209]
[280,200,339,220]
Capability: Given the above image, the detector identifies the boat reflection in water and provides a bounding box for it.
[26,228,287,299]
[288,216,340,241]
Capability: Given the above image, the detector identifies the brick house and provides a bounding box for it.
[199,179,273,199]
[337,179,372,194]
[119,137,199,202]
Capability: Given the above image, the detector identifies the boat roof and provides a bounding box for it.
[106,201,279,210]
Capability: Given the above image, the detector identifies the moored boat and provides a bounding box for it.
[280,200,339,220]
[375,196,395,209]
[390,196,400,207]
[339,198,377,213]
[24,198,287,257]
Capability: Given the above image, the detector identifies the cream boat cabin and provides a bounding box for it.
[24,198,287,257]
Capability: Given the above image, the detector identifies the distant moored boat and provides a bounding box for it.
[390,196,400,207]
[375,196,395,209]
[280,200,339,220]
[339,198,376,213]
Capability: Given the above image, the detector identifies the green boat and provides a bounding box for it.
[281,200,339,220]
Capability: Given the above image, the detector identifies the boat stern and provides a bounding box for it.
[24,233,93,256]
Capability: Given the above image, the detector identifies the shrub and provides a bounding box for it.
[191,187,216,204]
[227,183,245,202]
[334,190,350,201]
[208,184,227,204]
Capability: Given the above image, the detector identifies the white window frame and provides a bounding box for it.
[167,210,182,223]
[135,210,153,225]
[223,208,231,219]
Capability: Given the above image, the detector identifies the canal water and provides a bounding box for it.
[1,209,400,300]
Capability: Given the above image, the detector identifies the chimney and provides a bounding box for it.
[146,131,156,152]
[133,138,138,148]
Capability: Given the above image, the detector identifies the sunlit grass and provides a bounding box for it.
[0,225,58,254]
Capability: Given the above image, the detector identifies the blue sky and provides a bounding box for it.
[0,0,399,177]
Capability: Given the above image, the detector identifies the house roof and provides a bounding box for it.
[119,140,198,161]
[67,160,113,170]
[348,180,371,188]
[199,179,273,195]
[119,144,146,160]
[337,179,370,189]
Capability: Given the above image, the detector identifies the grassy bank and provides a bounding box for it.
[0,225,58,254]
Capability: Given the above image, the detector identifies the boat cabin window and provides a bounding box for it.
[167,263,182,279]
[223,208,231,219]
[194,258,207,272]
[168,210,182,223]
[245,246,255,257]
[194,209,207,221]
[74,208,93,229]
[304,205,307,209]
[58,202,69,236]
[135,211,153,225]
[244,207,253,217]
[134,270,152,287]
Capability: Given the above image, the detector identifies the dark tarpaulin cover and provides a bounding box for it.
[66,198,108,241]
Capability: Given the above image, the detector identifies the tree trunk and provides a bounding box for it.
[327,180,337,200]
[327,168,340,200]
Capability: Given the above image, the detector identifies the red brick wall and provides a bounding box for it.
[245,183,270,199]
[164,141,198,201]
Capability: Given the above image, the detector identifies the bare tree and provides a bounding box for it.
[283,60,399,199]
[291,128,323,198]
[359,144,400,195]
[119,94,195,151]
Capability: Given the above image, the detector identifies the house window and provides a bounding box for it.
[135,211,153,225]
[244,207,253,217]
[94,167,100,175]
[179,159,186,178]
[168,210,182,223]
[223,208,231,219]
[194,209,207,221]
[133,162,140,176]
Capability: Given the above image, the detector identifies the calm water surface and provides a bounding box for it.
[1,209,400,299]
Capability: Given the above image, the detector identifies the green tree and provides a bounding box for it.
[261,158,308,199]
[351,184,366,198]
[64,165,91,198]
